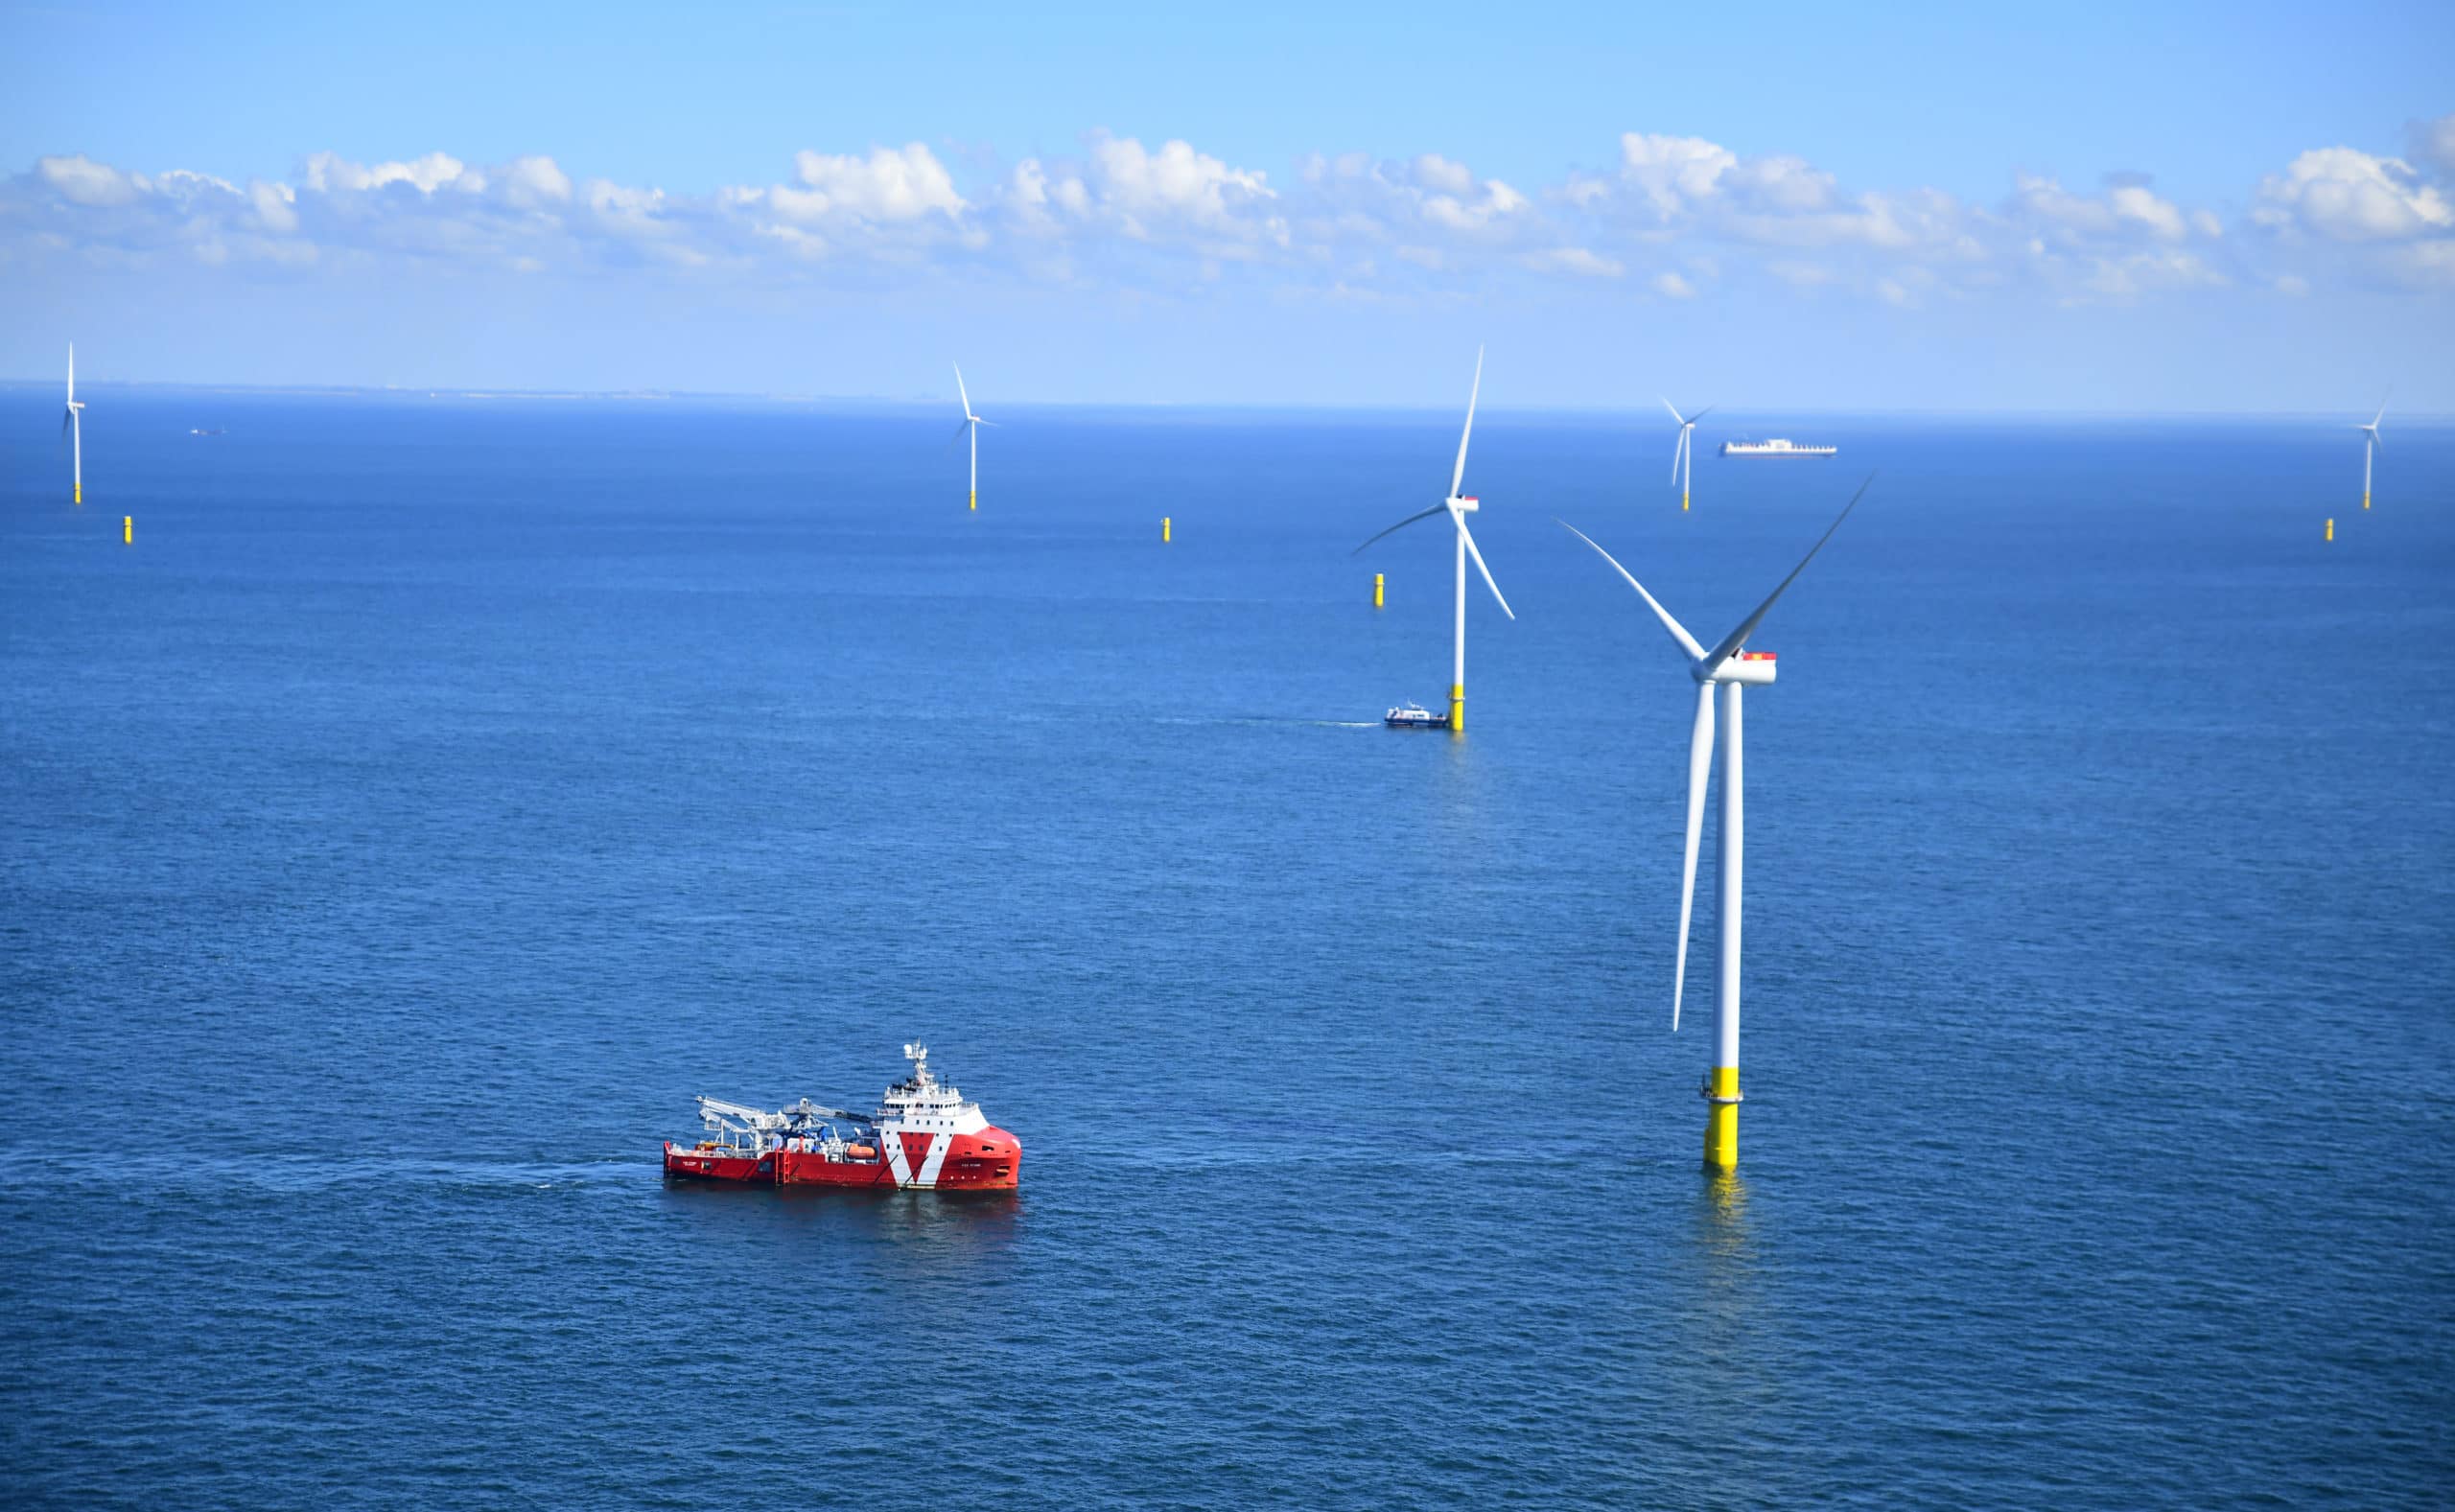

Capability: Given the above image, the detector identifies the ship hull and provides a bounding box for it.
[661,1143,777,1183]
[663,1128,1019,1191]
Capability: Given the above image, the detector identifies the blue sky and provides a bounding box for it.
[4,0,2451,408]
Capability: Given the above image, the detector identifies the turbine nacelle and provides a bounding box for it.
[1695,651,1777,686]
[1448,495,1480,514]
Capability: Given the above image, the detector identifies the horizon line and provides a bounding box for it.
[0,377,2443,424]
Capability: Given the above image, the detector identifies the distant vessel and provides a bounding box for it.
[1720,438,1836,458]
[189,428,225,437]
[1385,702,1446,729]
[662,1044,1018,1190]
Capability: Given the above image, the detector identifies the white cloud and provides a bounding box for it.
[1615,133,1737,218]
[10,123,2450,306]
[500,155,573,210]
[249,179,297,233]
[1089,134,1276,237]
[302,151,469,194]
[2253,148,2452,241]
[37,154,145,207]
[2014,174,2199,244]
[780,143,965,224]
[1414,153,1476,197]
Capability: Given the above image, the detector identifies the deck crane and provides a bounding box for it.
[691,1096,877,1155]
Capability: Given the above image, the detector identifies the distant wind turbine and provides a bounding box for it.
[63,345,85,505]
[1556,473,1872,1173]
[2357,399,2386,511]
[1353,347,1514,733]
[953,363,995,510]
[1662,399,1714,512]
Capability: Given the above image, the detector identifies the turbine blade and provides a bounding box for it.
[1699,472,1875,673]
[1673,681,1715,1032]
[1553,519,1707,662]
[1671,428,1686,483]
[62,408,73,439]
[1454,511,1514,620]
[949,417,972,450]
[954,362,970,416]
[2373,398,2388,428]
[974,418,998,428]
[1686,405,1716,425]
[1450,346,1483,499]
[1661,397,1686,427]
[1350,503,1450,556]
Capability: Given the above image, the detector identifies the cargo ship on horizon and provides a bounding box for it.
[1720,437,1837,457]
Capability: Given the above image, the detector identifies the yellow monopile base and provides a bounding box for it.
[1681,490,1690,512]
[75,483,82,506]
[1162,517,1171,543]
[2326,518,2335,542]
[1448,685,1464,733]
[123,516,132,545]
[2363,491,2371,511]
[1372,573,1384,609]
[1703,1064,1740,1172]
[969,491,976,512]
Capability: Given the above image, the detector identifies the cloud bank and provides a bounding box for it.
[10,116,2452,303]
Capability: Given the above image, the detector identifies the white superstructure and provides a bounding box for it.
[1720,438,1835,457]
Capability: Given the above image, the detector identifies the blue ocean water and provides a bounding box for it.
[2,388,2450,1508]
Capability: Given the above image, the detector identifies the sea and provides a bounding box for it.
[2,388,2449,1509]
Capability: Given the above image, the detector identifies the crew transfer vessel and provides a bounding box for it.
[663,1044,1019,1190]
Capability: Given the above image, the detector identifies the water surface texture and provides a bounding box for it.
[3,392,2450,1508]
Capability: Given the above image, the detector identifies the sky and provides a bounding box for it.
[3,0,2452,410]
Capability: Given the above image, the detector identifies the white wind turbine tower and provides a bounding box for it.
[1663,399,1713,512]
[63,344,86,505]
[1353,347,1514,733]
[1557,474,1871,1173]
[953,363,995,511]
[2357,399,2386,511]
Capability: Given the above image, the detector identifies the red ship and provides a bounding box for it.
[662,1044,1019,1191]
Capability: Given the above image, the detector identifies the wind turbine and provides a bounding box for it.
[63,344,85,505]
[1663,399,1713,512]
[953,363,995,511]
[1556,474,1872,1173]
[2357,399,2386,510]
[1353,347,1514,733]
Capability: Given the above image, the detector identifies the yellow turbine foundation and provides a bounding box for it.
[2326,518,2334,542]
[969,490,976,512]
[123,516,132,545]
[75,482,82,506]
[1702,1065,1740,1172]
[1372,572,1384,609]
[1447,684,1464,733]
[1681,490,1690,512]
[2363,491,2371,511]
[1162,517,1171,543]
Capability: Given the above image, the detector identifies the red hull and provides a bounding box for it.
[663,1128,1019,1191]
